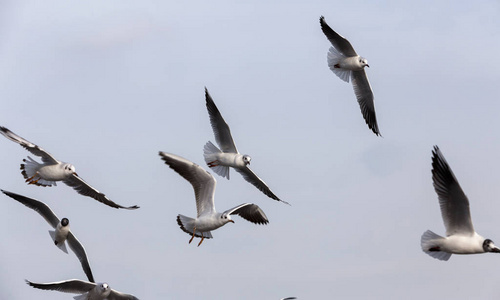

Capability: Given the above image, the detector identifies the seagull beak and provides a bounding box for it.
[228,220,235,223]
[73,172,78,177]
[366,64,370,68]
[491,247,500,253]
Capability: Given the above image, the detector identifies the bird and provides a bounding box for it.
[159,151,269,246]
[25,279,139,299]
[0,126,139,210]
[203,88,287,204]
[420,146,500,261]
[1,189,95,282]
[319,16,380,136]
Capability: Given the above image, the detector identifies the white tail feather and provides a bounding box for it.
[177,215,212,239]
[203,141,230,179]
[49,230,68,254]
[421,230,451,261]
[73,292,88,300]
[21,156,56,186]
[327,47,351,83]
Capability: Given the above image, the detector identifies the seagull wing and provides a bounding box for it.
[25,279,95,293]
[431,146,475,236]
[0,126,59,164]
[205,88,238,153]
[108,289,140,300]
[63,174,139,210]
[1,190,59,228]
[223,203,269,225]
[319,16,357,57]
[159,152,216,217]
[351,70,380,136]
[234,166,287,204]
[66,232,95,283]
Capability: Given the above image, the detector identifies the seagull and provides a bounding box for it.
[1,190,94,282]
[25,279,139,299]
[0,126,138,210]
[203,88,287,205]
[319,16,380,136]
[159,151,269,246]
[421,146,500,261]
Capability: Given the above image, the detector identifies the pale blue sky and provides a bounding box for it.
[1,1,500,299]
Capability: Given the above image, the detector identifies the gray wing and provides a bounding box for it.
[205,88,238,153]
[66,232,95,283]
[319,16,357,57]
[159,152,216,217]
[223,203,269,225]
[25,279,95,293]
[63,174,139,210]
[0,126,59,164]
[234,166,288,205]
[109,289,140,300]
[431,146,475,236]
[1,190,59,228]
[351,70,380,136]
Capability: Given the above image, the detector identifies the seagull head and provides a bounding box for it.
[242,155,251,165]
[359,57,369,68]
[483,239,500,253]
[220,213,235,224]
[63,163,77,176]
[97,283,111,296]
[60,218,69,227]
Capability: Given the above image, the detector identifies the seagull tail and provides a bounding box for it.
[327,47,351,83]
[420,230,451,261]
[203,141,230,179]
[177,215,212,239]
[20,156,55,187]
[48,230,68,254]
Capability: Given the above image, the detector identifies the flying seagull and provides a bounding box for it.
[25,279,139,299]
[159,151,269,246]
[421,146,500,261]
[1,190,94,282]
[203,88,287,204]
[0,126,138,210]
[319,16,380,136]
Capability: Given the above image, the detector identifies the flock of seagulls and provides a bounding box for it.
[0,15,496,299]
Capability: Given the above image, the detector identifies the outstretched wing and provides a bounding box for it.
[205,88,238,153]
[431,146,474,236]
[25,279,95,293]
[351,70,380,136]
[159,152,216,217]
[223,203,269,225]
[63,174,139,210]
[234,166,287,204]
[319,16,357,57]
[109,289,140,300]
[0,126,59,164]
[66,232,95,283]
[1,190,59,228]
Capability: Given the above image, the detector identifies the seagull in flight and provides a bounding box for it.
[319,16,380,136]
[421,146,500,261]
[25,279,139,299]
[203,88,287,204]
[159,151,269,246]
[1,190,95,282]
[0,126,138,210]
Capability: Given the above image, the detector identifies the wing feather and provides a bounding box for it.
[159,152,216,217]
[0,126,59,164]
[66,232,95,283]
[223,203,269,225]
[205,88,238,153]
[1,190,59,228]
[319,16,357,57]
[234,166,287,204]
[351,70,380,136]
[431,146,474,236]
[63,175,139,210]
[25,279,95,293]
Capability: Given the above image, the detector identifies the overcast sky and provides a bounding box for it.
[1,1,500,299]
